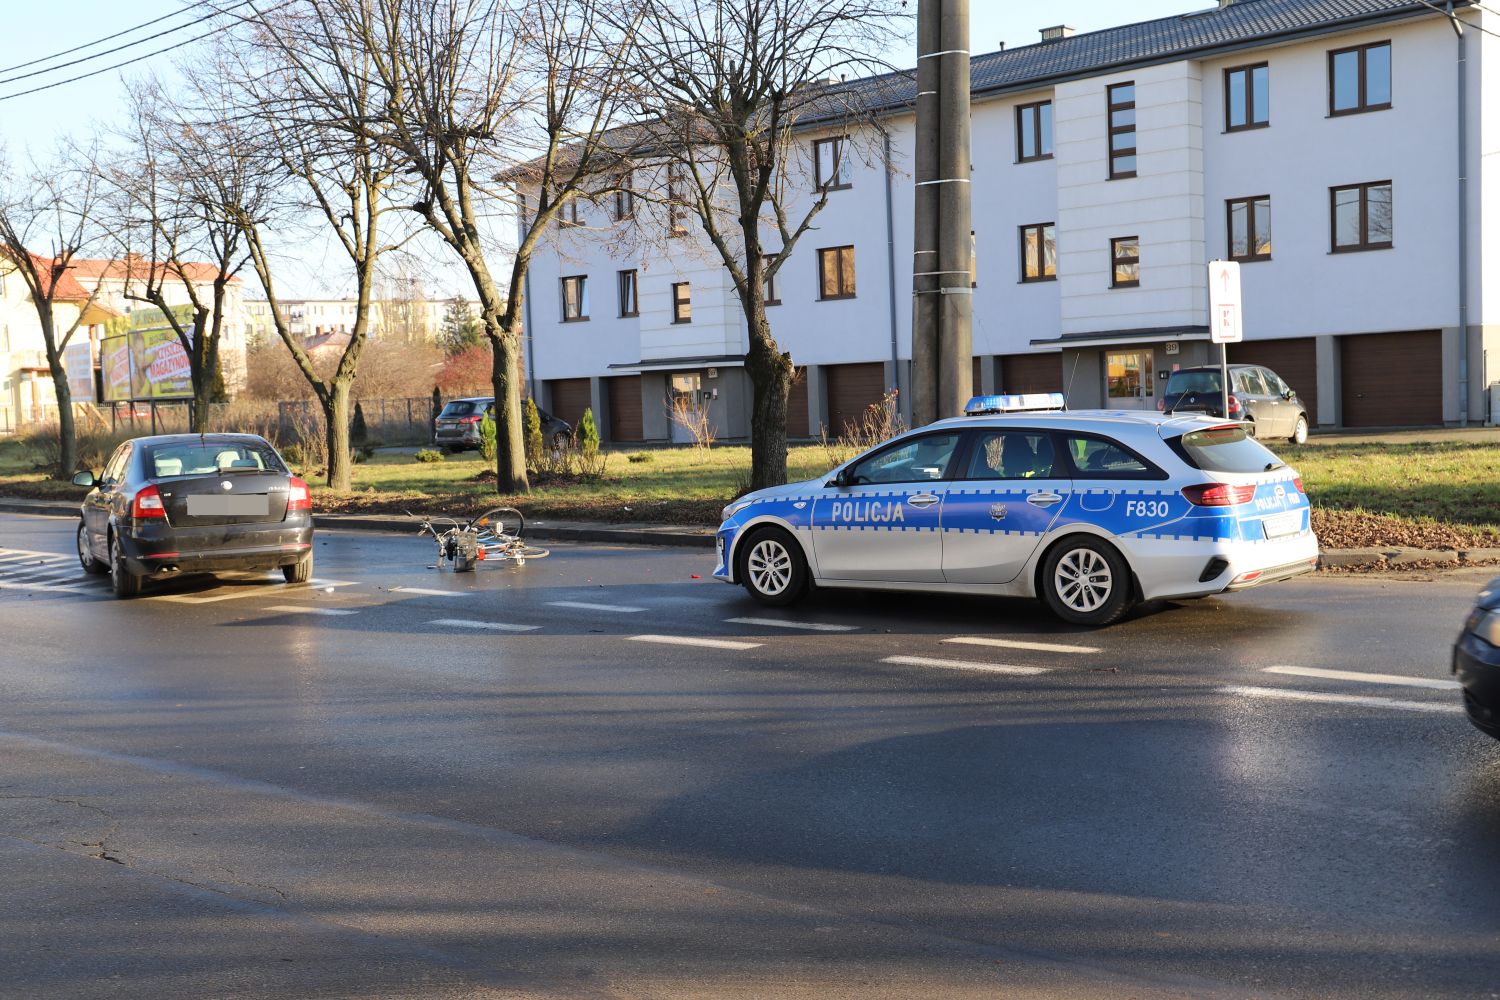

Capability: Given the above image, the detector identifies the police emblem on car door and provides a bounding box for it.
[941,429,1071,585]
[812,430,962,583]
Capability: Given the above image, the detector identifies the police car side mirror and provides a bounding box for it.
[828,468,851,489]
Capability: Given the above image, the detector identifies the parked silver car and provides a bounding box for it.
[433,397,572,453]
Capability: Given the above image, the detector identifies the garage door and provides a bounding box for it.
[787,368,810,438]
[999,353,1063,394]
[825,362,886,437]
[1339,330,1442,427]
[1228,337,1318,425]
[607,375,643,442]
[548,378,592,430]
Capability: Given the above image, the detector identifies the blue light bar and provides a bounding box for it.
[964,392,1067,415]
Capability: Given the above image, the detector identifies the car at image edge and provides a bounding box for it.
[74,432,314,598]
[714,396,1319,627]
[1452,582,1500,740]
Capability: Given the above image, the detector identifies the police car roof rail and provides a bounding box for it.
[963,392,1067,416]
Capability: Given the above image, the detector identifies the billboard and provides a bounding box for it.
[99,327,194,402]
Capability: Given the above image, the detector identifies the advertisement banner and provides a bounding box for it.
[98,327,194,402]
[64,339,94,403]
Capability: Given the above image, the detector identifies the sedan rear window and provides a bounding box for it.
[1165,371,1221,395]
[1171,425,1283,473]
[144,441,287,478]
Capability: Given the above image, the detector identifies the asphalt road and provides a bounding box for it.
[0,511,1496,999]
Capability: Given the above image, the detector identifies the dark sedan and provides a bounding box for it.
[1453,578,1500,739]
[74,433,314,598]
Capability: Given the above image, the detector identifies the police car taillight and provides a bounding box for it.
[1181,483,1256,507]
[1293,477,1304,493]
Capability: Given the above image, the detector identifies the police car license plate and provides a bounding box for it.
[1261,511,1302,539]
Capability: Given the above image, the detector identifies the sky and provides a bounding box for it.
[0,0,1197,296]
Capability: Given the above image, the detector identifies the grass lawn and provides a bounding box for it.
[3,433,1499,547]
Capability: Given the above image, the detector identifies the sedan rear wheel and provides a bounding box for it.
[109,533,143,599]
[283,552,313,584]
[1041,536,1132,627]
[77,522,107,575]
[739,528,808,607]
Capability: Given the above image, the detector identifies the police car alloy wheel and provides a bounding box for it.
[1040,537,1133,627]
[739,528,808,606]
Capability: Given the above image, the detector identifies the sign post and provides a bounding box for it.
[1207,260,1243,421]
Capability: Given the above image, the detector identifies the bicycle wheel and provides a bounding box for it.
[517,545,549,559]
[469,506,523,539]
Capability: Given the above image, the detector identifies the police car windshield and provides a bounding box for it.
[1170,426,1284,474]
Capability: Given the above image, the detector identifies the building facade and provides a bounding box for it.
[521,0,1500,443]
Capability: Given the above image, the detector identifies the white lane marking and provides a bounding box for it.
[1221,685,1464,714]
[0,579,83,594]
[264,605,358,617]
[391,586,468,598]
[548,600,646,613]
[0,548,69,560]
[883,655,1049,676]
[943,636,1101,655]
[725,617,857,632]
[0,567,84,584]
[630,634,762,651]
[154,579,358,605]
[427,618,540,632]
[1262,665,1461,691]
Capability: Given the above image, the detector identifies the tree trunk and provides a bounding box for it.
[745,310,791,492]
[323,380,353,491]
[42,318,77,480]
[490,330,528,494]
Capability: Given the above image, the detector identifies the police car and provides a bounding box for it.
[713,394,1319,626]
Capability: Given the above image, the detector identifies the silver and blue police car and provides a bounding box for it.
[714,394,1319,627]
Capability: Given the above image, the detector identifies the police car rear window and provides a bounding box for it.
[1171,426,1283,473]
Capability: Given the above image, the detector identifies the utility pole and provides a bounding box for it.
[910,0,972,426]
[936,0,973,418]
[910,0,940,427]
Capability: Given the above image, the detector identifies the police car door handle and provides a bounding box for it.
[907,494,940,508]
[1026,492,1063,507]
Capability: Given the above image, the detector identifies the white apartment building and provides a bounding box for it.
[244,297,483,347]
[521,0,1499,444]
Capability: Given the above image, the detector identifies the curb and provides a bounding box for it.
[0,497,1492,563]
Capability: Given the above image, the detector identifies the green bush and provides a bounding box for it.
[414,448,446,463]
[627,451,653,464]
[523,397,544,471]
[578,407,600,459]
[478,410,497,462]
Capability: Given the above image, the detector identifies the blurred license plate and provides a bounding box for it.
[187,495,268,516]
[1262,511,1302,539]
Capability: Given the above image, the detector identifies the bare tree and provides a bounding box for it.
[0,144,112,478]
[98,81,269,432]
[221,4,416,491]
[619,0,905,490]
[317,0,638,494]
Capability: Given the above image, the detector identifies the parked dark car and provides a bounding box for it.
[73,433,314,598]
[433,397,572,453]
[1453,579,1500,740]
[1160,365,1309,444]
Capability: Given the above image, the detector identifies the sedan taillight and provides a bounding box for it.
[132,484,166,519]
[287,477,311,512]
[1181,483,1256,507]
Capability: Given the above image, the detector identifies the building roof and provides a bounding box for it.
[69,257,237,285]
[809,0,1466,123]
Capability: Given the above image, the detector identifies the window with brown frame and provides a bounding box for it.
[558,199,582,228]
[1224,63,1269,131]
[618,269,638,317]
[671,281,692,323]
[1107,82,1136,179]
[1015,101,1053,162]
[1019,223,1056,282]
[762,255,781,306]
[1329,41,1391,116]
[612,174,635,222]
[560,275,589,321]
[1227,196,1272,261]
[814,137,852,191]
[666,164,689,237]
[817,246,856,300]
[1330,181,1393,252]
[1110,236,1139,288]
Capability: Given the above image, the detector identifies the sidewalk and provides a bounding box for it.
[6,495,1499,568]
